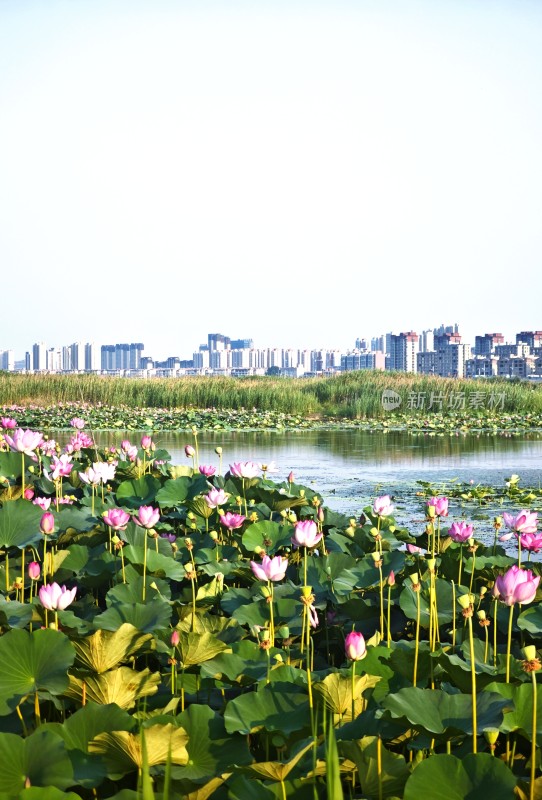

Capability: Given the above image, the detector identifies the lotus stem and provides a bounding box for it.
[451,580,456,652]
[506,604,514,683]
[21,453,25,498]
[458,545,463,587]
[142,532,148,602]
[387,583,392,648]
[467,614,477,753]
[413,586,420,687]
[469,550,476,595]
[377,735,383,800]
[351,662,356,722]
[378,563,384,640]
[268,581,275,648]
[20,548,25,603]
[493,597,498,670]
[530,669,537,800]
[5,551,9,593]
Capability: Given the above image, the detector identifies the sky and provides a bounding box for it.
[1,0,541,362]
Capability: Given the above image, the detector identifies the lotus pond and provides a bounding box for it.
[0,420,541,799]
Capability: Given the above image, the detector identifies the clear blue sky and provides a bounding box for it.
[1,0,541,361]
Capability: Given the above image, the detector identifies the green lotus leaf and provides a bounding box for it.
[89,723,188,778]
[54,507,96,534]
[0,629,75,715]
[93,598,172,633]
[116,475,161,508]
[72,624,154,673]
[51,544,90,575]
[517,604,542,635]
[121,545,185,580]
[340,735,409,798]
[106,573,171,603]
[155,475,208,508]
[0,502,44,549]
[185,496,214,519]
[57,702,136,751]
[176,632,228,667]
[485,681,542,743]
[0,452,26,480]
[224,687,311,735]
[170,704,252,783]
[64,667,160,710]
[399,578,454,626]
[0,596,34,629]
[403,752,517,800]
[0,788,82,800]
[382,687,509,736]
[0,730,74,793]
[242,520,293,554]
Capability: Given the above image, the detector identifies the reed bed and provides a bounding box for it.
[0,371,541,418]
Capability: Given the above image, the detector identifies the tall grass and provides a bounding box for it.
[1,371,541,418]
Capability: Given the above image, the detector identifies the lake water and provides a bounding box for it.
[80,429,542,550]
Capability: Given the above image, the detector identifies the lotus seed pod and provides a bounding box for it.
[457,594,472,609]
[523,645,537,661]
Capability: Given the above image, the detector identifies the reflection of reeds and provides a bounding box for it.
[1,371,542,418]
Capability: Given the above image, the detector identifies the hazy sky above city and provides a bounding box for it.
[1,0,541,360]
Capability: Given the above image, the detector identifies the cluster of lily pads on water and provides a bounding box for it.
[0,416,541,799]
[4,402,542,435]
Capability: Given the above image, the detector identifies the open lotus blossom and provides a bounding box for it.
[70,417,86,429]
[80,461,117,486]
[199,464,216,477]
[4,428,44,456]
[219,512,245,530]
[373,495,394,517]
[1,417,17,429]
[292,519,322,549]
[205,488,230,509]
[64,431,94,453]
[33,496,52,511]
[345,631,367,661]
[250,554,288,582]
[406,543,424,554]
[229,461,260,479]
[46,454,73,481]
[103,507,131,530]
[427,496,449,517]
[308,603,319,628]
[260,461,278,474]
[493,565,540,606]
[134,505,160,529]
[502,510,538,535]
[39,439,58,456]
[39,582,77,611]
[448,521,474,543]
[518,532,542,553]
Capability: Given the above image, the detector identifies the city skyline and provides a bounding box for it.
[2,1,541,354]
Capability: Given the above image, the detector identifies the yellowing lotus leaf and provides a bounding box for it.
[90,723,188,774]
[65,667,160,709]
[314,672,380,720]
[177,632,229,667]
[72,624,154,673]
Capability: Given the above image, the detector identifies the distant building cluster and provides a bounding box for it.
[2,326,542,380]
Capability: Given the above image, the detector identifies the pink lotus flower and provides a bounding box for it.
[493,565,540,606]
[170,630,180,647]
[28,561,41,580]
[288,471,295,484]
[47,454,73,481]
[219,512,245,530]
[134,505,160,529]
[448,521,474,543]
[518,532,542,553]
[205,488,230,509]
[33,496,51,511]
[308,603,319,628]
[199,465,216,477]
[373,495,394,517]
[250,555,288,582]
[40,512,55,535]
[229,461,260,479]
[388,570,396,586]
[345,631,367,661]
[185,445,196,458]
[4,428,44,456]
[503,510,538,535]
[292,520,322,549]
[64,432,94,452]
[70,417,86,429]
[427,496,449,517]
[39,439,57,456]
[38,582,77,611]
[1,417,17,429]
[141,435,154,451]
[103,507,131,530]
[406,543,424,554]
[23,487,35,501]
[80,462,116,486]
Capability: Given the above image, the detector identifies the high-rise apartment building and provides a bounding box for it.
[389,332,419,372]
[32,342,47,371]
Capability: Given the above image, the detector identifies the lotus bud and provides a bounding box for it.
[317,507,325,523]
[494,516,503,528]
[484,729,499,745]
[184,562,193,573]
[388,570,396,586]
[370,527,379,538]
[258,629,270,642]
[170,630,180,647]
[288,471,295,484]
[40,513,55,535]
[187,512,195,520]
[190,522,197,530]
[523,645,538,661]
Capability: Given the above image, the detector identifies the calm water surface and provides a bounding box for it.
[80,429,542,549]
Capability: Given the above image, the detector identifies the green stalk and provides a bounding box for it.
[387,584,392,648]
[377,735,383,800]
[378,564,384,640]
[506,604,514,683]
[467,614,477,753]
[142,532,148,602]
[351,662,356,722]
[413,589,420,687]
[21,453,25,498]
[530,669,537,800]
[458,545,463,587]
[269,581,275,647]
[451,580,457,652]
